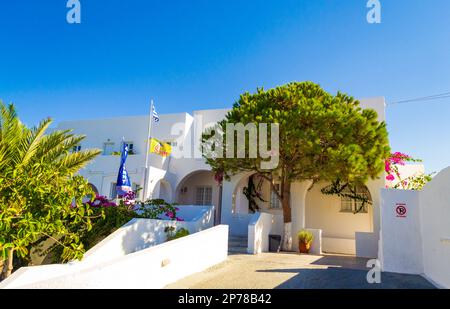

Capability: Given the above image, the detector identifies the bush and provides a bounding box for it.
[44,195,183,263]
[166,227,190,241]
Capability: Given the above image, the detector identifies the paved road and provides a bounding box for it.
[166,252,435,289]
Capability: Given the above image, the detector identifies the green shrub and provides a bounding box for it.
[297,230,313,244]
[166,227,190,241]
[46,197,182,263]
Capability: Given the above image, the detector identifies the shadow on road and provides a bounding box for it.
[256,267,437,289]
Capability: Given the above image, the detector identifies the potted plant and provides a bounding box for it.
[297,230,313,254]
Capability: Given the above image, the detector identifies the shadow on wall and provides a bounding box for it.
[120,219,175,255]
[255,268,436,289]
[120,205,215,256]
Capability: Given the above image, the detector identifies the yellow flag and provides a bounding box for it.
[149,138,172,157]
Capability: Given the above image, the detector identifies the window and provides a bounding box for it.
[163,140,177,146]
[270,184,281,209]
[340,185,371,213]
[72,145,81,153]
[195,186,213,205]
[110,182,117,199]
[103,142,115,155]
[124,142,135,155]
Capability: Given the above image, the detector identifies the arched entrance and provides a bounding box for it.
[224,173,284,236]
[232,173,273,215]
[305,182,374,255]
[175,170,219,207]
[156,179,173,203]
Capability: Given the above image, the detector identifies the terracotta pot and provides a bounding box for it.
[299,241,311,254]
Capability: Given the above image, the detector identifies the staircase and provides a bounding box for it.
[228,235,248,254]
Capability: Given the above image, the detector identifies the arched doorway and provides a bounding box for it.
[305,182,373,255]
[176,170,219,206]
[156,179,173,203]
[232,173,273,215]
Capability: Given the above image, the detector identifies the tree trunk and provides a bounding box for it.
[281,182,292,251]
[1,249,14,280]
[0,259,4,278]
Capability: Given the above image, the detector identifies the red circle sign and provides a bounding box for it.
[396,204,407,217]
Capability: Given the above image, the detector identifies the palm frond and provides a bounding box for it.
[54,149,102,175]
[17,118,53,169]
[0,101,100,177]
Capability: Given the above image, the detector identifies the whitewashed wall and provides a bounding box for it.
[419,167,450,288]
[379,189,423,274]
[1,225,228,289]
[83,205,214,266]
[305,181,374,255]
[0,206,215,289]
[247,212,274,254]
[379,167,450,288]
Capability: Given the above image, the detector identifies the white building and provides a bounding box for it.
[54,97,399,258]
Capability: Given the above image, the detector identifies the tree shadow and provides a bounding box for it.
[309,255,370,270]
[256,268,436,289]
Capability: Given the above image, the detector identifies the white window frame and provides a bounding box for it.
[195,186,213,206]
[270,184,281,209]
[340,186,370,213]
[103,142,115,156]
[124,141,135,154]
[110,182,117,199]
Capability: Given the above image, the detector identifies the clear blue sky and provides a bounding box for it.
[1,0,449,173]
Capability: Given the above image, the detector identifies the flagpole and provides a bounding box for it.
[142,99,154,201]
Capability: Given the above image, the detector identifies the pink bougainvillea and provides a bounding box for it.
[384,152,432,190]
[385,152,411,181]
[88,195,118,208]
[386,174,395,181]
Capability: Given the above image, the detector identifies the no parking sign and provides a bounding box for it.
[395,203,407,218]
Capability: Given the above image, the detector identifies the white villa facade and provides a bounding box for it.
[55,97,400,258]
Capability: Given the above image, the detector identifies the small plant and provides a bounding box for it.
[173,228,190,239]
[164,226,176,240]
[297,230,313,254]
[165,227,190,241]
[136,199,184,221]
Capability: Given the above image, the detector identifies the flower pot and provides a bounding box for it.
[299,241,311,254]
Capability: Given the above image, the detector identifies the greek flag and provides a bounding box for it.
[116,142,132,196]
[152,105,159,123]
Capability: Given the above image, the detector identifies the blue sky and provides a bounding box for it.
[1,0,450,173]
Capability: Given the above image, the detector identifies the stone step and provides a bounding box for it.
[228,242,247,248]
[229,236,248,241]
[228,247,248,254]
[228,238,248,246]
[228,235,249,254]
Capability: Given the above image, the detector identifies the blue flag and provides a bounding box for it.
[116,142,132,196]
[152,105,160,122]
